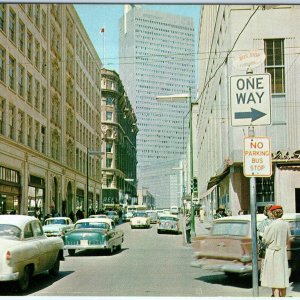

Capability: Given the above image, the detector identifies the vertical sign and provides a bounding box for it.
[243,137,272,177]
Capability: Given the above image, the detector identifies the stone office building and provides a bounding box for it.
[0,4,102,218]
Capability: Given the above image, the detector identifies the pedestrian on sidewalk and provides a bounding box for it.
[260,205,290,297]
[185,213,191,243]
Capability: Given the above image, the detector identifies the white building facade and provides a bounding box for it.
[195,5,300,219]
[119,5,196,208]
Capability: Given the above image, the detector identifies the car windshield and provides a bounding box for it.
[212,221,249,236]
[133,212,148,217]
[289,220,300,236]
[160,216,177,221]
[45,219,66,225]
[75,222,110,230]
[147,212,157,217]
[107,212,116,216]
[0,224,21,239]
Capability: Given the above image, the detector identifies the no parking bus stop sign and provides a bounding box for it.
[243,137,272,177]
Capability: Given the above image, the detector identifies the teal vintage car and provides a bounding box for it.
[64,218,124,256]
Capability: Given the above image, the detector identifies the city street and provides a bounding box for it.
[0,218,299,297]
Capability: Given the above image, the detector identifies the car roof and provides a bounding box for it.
[76,217,113,225]
[0,215,38,228]
[282,213,300,221]
[159,214,178,219]
[45,217,70,220]
[214,214,267,223]
[89,214,107,218]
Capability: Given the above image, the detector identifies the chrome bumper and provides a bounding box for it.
[0,272,19,281]
[190,259,252,274]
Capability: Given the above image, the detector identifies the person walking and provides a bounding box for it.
[185,213,191,243]
[260,205,290,297]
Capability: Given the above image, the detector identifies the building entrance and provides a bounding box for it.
[295,188,300,213]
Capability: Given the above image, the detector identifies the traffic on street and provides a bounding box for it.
[0,214,299,297]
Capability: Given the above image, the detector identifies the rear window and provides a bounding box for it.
[212,221,249,236]
[289,221,300,236]
[160,216,177,221]
[0,224,21,239]
[76,222,109,230]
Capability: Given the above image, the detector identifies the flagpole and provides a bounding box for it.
[100,27,105,66]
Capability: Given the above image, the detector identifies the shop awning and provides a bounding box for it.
[199,184,217,199]
[207,166,230,190]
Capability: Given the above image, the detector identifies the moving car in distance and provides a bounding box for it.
[130,211,150,229]
[157,214,181,234]
[170,205,179,215]
[146,210,158,224]
[106,211,120,224]
[190,213,300,278]
[64,217,124,256]
[89,214,108,219]
[43,217,74,239]
[0,215,64,291]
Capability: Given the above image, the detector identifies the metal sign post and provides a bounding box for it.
[230,68,272,297]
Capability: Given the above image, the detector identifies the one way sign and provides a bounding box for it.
[230,73,271,126]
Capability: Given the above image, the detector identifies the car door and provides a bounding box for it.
[31,221,57,271]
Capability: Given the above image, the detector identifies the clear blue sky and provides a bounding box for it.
[75,4,201,72]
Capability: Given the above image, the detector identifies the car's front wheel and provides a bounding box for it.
[49,255,60,276]
[68,249,76,256]
[18,265,31,292]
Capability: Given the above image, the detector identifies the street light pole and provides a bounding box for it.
[86,147,89,218]
[189,87,196,237]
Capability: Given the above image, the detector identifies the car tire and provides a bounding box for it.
[18,265,31,292]
[68,249,76,256]
[49,255,60,276]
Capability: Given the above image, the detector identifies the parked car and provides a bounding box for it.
[0,215,64,291]
[106,211,120,224]
[190,213,300,278]
[157,214,181,234]
[130,211,150,229]
[43,217,74,239]
[64,217,124,256]
[146,210,158,224]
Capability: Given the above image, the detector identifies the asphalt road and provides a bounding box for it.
[1,219,299,297]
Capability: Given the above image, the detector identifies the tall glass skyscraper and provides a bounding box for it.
[119,5,195,208]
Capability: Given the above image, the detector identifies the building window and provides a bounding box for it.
[106,157,112,168]
[8,56,16,90]
[0,46,5,83]
[34,79,40,110]
[0,4,5,32]
[17,109,24,143]
[106,142,113,153]
[27,30,33,61]
[106,97,114,106]
[34,4,40,28]
[27,4,33,20]
[106,111,113,121]
[9,9,16,43]
[264,39,285,94]
[27,116,33,147]
[18,64,25,97]
[19,20,25,53]
[0,98,4,135]
[256,176,274,212]
[34,121,40,151]
[41,86,46,114]
[41,125,46,153]
[8,104,15,140]
[27,72,33,104]
[35,40,40,69]
[42,48,46,77]
[41,10,46,38]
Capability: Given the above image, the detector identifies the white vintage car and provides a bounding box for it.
[43,217,74,239]
[130,211,150,229]
[0,215,64,291]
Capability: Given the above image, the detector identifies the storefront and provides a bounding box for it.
[0,166,21,214]
[27,175,45,219]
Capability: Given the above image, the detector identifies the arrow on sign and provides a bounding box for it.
[235,108,267,122]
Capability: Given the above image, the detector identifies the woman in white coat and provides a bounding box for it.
[260,205,290,297]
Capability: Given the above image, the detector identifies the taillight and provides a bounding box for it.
[6,251,11,264]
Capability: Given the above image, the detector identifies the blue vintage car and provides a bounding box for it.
[64,218,124,256]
